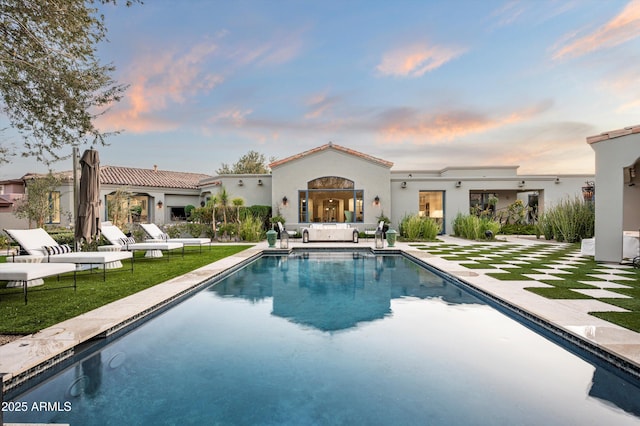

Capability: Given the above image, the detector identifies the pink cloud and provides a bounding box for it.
[376,43,466,77]
[97,41,223,133]
[552,0,640,60]
[377,100,552,143]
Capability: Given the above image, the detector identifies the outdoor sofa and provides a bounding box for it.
[302,223,359,243]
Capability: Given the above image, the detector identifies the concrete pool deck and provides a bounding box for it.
[2,236,640,396]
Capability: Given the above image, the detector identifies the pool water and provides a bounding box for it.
[5,253,640,425]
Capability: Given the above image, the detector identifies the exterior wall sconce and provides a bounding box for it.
[401,181,407,188]
[518,180,525,188]
[258,179,263,186]
[373,195,380,205]
[156,200,163,209]
[455,181,462,188]
[582,181,595,202]
[282,196,288,205]
[238,179,244,186]
[555,177,560,184]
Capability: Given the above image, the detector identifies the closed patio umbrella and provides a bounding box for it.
[75,148,101,244]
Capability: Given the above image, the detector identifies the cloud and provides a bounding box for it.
[552,0,640,60]
[304,93,342,119]
[376,42,466,77]
[490,0,527,28]
[228,32,304,67]
[376,100,553,143]
[210,108,254,127]
[97,40,223,133]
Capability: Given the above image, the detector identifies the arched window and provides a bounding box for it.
[299,176,363,223]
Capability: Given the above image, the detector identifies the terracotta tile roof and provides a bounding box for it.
[99,166,212,189]
[269,142,394,169]
[587,125,640,144]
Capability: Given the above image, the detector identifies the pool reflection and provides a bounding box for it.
[209,253,480,332]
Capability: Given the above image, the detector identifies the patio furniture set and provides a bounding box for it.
[0,222,210,303]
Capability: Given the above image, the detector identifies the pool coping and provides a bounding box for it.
[2,238,640,396]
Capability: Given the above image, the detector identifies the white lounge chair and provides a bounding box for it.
[277,222,298,237]
[4,228,133,281]
[140,223,210,252]
[0,263,77,304]
[101,223,184,258]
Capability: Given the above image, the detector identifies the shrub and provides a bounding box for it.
[399,214,441,241]
[185,205,196,219]
[452,213,500,240]
[239,215,265,242]
[536,196,594,243]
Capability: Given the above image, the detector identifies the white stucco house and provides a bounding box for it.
[587,125,640,263]
[2,142,595,242]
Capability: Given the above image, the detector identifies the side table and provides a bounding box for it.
[98,245,124,269]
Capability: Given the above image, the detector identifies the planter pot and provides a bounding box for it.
[386,229,397,247]
[266,229,277,248]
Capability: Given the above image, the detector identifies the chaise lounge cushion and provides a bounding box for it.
[140,223,209,246]
[4,228,133,266]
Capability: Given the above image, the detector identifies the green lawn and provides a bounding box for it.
[0,245,252,334]
[414,242,640,333]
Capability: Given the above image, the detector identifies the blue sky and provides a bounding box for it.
[2,0,640,179]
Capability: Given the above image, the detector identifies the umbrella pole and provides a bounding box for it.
[73,147,81,251]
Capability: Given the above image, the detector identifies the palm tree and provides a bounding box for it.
[232,197,244,223]
[218,187,230,226]
[207,195,218,237]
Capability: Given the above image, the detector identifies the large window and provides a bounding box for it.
[419,191,444,232]
[470,192,498,215]
[298,177,363,223]
[46,191,61,224]
[106,192,150,224]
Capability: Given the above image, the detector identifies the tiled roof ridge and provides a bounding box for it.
[100,165,213,189]
[269,142,394,169]
[587,124,640,144]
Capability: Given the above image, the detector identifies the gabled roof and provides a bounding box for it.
[587,125,640,144]
[100,166,213,189]
[269,142,394,169]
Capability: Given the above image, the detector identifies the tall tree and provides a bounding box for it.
[217,150,274,174]
[14,173,62,228]
[0,0,139,164]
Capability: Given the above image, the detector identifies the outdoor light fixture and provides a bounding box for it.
[518,180,525,188]
[555,177,560,184]
[280,231,289,249]
[374,229,384,249]
[582,181,595,202]
[156,200,163,209]
[401,181,407,188]
[455,181,462,188]
[238,179,244,186]
[373,195,380,205]
[282,196,288,205]
[258,179,263,186]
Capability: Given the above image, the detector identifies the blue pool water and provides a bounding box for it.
[5,252,640,425]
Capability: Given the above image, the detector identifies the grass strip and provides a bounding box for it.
[0,245,252,334]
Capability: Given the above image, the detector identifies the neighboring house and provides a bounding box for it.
[1,142,595,236]
[587,125,640,263]
[0,178,28,229]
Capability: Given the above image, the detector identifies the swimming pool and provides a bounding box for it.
[4,252,640,425]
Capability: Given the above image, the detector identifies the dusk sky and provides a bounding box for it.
[2,0,640,180]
